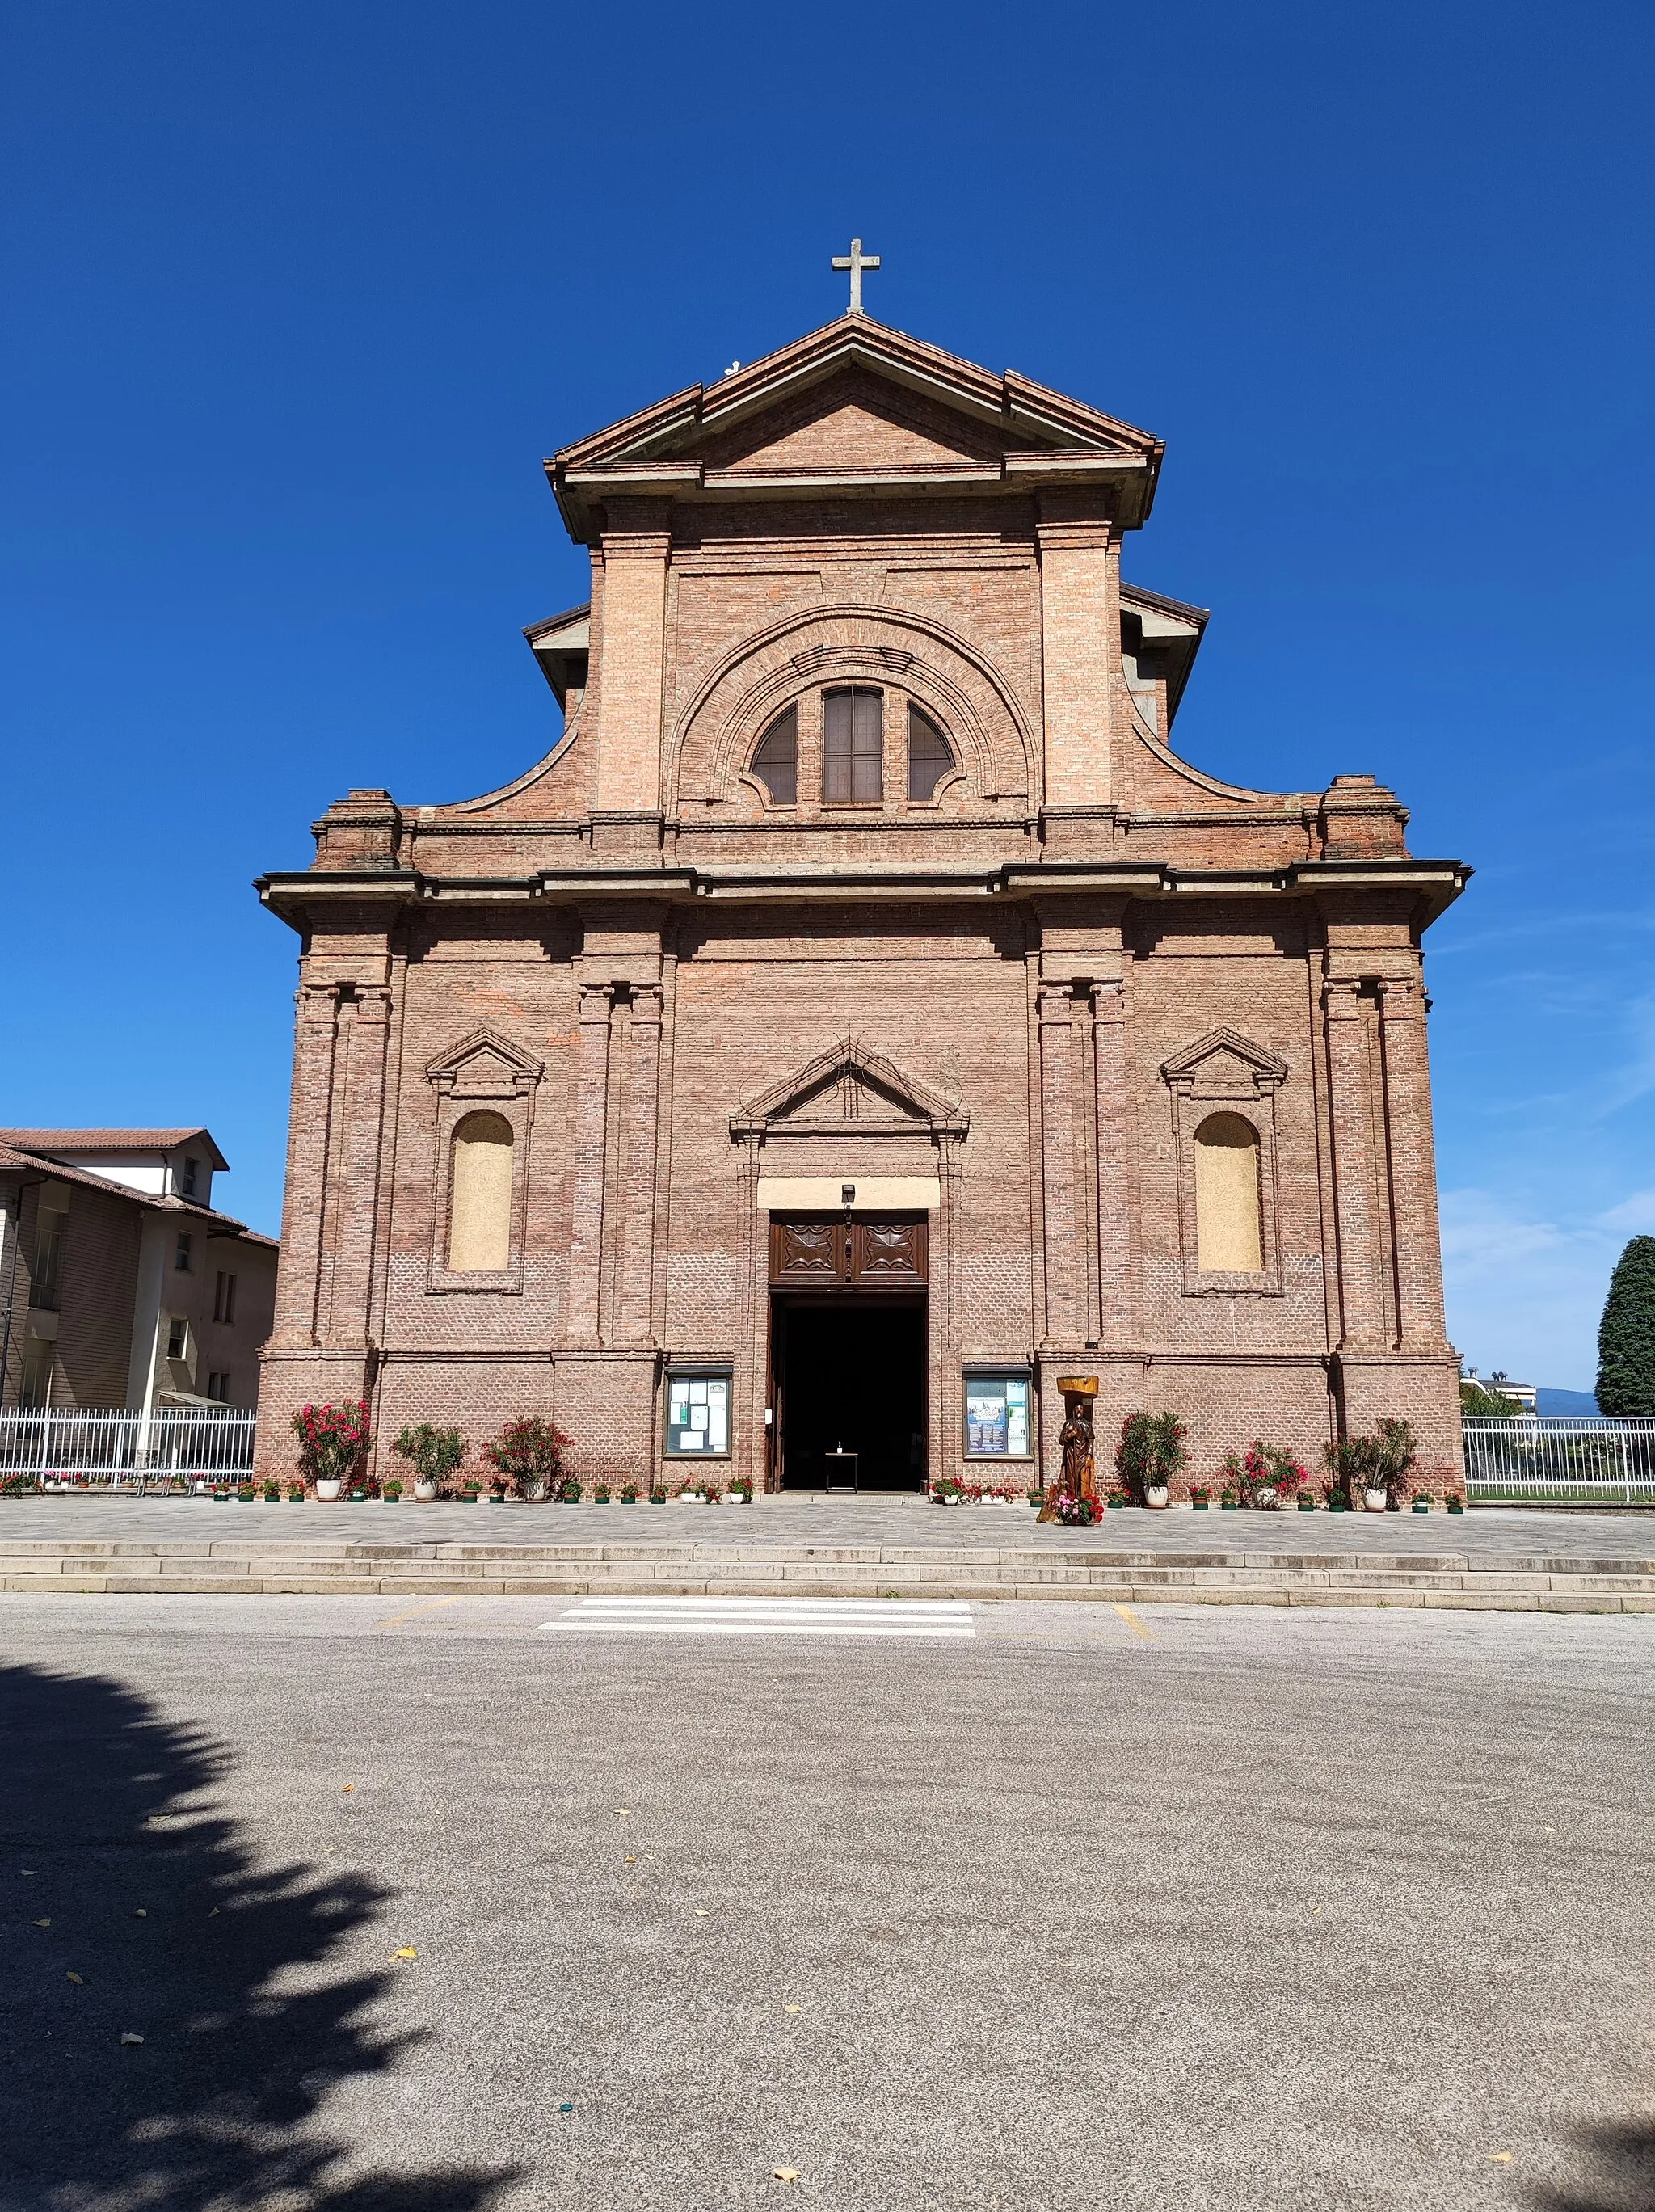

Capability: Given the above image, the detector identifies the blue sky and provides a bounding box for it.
[4,2,1651,1391]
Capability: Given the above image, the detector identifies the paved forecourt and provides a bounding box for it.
[2,1591,1653,2210]
[2,1495,1653,1609]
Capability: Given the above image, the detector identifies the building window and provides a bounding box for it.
[206,1370,230,1401]
[213,1270,238,1325]
[447,1110,514,1273]
[19,1342,52,1407]
[32,1212,66,1313]
[823,686,882,803]
[166,1317,187,1361]
[1192,1113,1264,1273]
[175,1232,193,1273]
[907,704,954,802]
[179,1156,199,1196]
[963,1371,1034,1460]
[751,705,798,806]
[664,1371,731,1458]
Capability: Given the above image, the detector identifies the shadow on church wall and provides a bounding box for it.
[0,1662,523,2210]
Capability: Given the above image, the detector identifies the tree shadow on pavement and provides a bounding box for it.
[0,1662,522,2211]
[1528,2124,1655,2212]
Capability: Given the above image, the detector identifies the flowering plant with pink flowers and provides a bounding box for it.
[292,1401,371,1485]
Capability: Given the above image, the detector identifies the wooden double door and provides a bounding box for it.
[768,1215,928,1490]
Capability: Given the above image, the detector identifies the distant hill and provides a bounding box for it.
[1536,1388,1601,1416]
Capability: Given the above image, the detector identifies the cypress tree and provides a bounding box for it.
[1596,1236,1655,1416]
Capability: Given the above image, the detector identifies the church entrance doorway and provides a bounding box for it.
[766,1213,930,1491]
[771,1295,927,1490]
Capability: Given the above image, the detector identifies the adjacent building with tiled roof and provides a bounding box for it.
[0,1131,277,1412]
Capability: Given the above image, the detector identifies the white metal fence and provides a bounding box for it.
[0,1406,257,1485]
[1462,1416,1655,1504]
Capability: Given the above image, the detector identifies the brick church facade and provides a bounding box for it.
[253,310,1468,1497]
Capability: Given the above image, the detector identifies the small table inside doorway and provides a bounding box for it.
[823,1450,859,1494]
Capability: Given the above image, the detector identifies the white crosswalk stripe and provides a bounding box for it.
[541,1596,976,1638]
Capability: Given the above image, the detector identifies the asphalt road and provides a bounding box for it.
[1,1592,1651,2211]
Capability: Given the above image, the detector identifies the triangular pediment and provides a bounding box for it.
[731,1039,967,1136]
[1161,1027,1288,1093]
[550,316,1164,541]
[426,1027,545,1096]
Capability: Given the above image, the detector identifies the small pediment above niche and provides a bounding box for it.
[731,1039,967,1139]
[426,1028,545,1100]
[1160,1027,1287,1100]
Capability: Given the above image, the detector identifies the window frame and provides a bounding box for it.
[749,703,799,809]
[663,1367,734,1462]
[906,702,956,804]
[821,685,885,806]
[174,1232,193,1274]
[425,1031,543,1296]
[1162,1038,1286,1297]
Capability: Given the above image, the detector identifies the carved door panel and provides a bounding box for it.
[769,1216,927,1287]
[849,1220,927,1284]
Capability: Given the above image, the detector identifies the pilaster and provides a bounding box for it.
[1322,978,1385,1350]
[1090,980,1134,1347]
[1037,982,1080,1346]
[1035,492,1118,810]
[1377,977,1451,1351]
[566,983,615,1344]
[618,984,665,1345]
[593,498,671,815]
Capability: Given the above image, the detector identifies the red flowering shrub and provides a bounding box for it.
[292,1401,371,1485]
[483,1417,571,1500]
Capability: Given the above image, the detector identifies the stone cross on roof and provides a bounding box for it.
[831,236,880,314]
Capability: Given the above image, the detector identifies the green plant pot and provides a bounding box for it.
[1412,1499,1430,1513]
[462,1494,481,1505]
[620,1495,637,1505]
[1447,1502,1464,1515]
[1220,1500,1238,1511]
[348,1489,368,1502]
[1297,1496,1316,1511]
[287,1494,304,1503]
[1330,1498,1347,1512]
[1193,1498,1209,1510]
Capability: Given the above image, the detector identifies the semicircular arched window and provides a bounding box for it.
[448,1110,515,1272]
[750,705,798,807]
[1192,1112,1263,1273]
[907,703,954,802]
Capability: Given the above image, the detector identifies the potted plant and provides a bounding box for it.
[1411,1493,1431,1513]
[1190,1485,1211,1511]
[293,1401,371,1503]
[619,1483,638,1505]
[1116,1411,1189,1508]
[726,1477,753,1504]
[1375,1418,1419,1511]
[1296,1486,1318,1512]
[593,1483,612,1504]
[648,1484,668,1505]
[461,1479,482,1504]
[1447,1491,1466,1515]
[558,1477,582,1503]
[483,1416,572,1503]
[1220,1489,1240,1510]
[286,1481,305,1503]
[237,1483,257,1502]
[261,1482,280,1503]
[1235,1440,1308,1511]
[1052,1490,1098,1526]
[392,1424,465,1502]
[382,1479,402,1504]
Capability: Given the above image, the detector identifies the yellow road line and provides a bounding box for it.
[375,1595,467,1628]
[1113,1604,1156,1641]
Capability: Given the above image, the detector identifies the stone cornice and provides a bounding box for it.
[257,856,1468,928]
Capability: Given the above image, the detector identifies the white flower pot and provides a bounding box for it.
[1365,1487,1388,1512]
[1145,1485,1170,1509]
[413,1481,437,1502]
[315,1479,342,1502]
[1253,1485,1278,1510]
